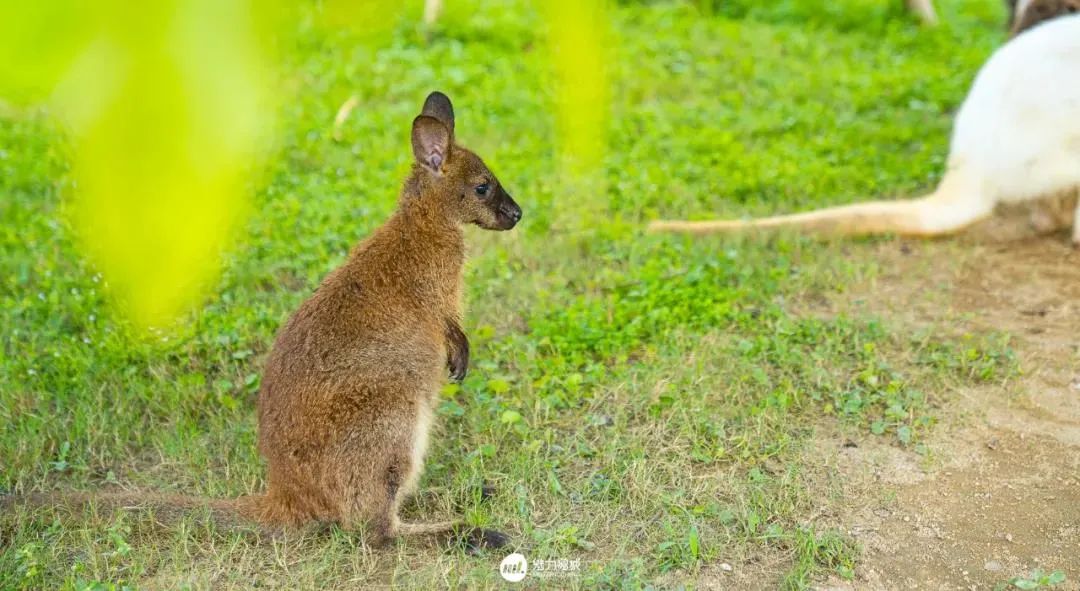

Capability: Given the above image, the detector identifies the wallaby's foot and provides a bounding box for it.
[458,526,511,553]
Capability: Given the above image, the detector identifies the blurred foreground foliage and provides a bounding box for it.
[0,0,283,328]
[0,0,610,329]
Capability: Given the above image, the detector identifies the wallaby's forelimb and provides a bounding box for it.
[444,317,469,382]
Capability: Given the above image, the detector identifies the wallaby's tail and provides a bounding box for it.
[2,490,264,529]
[648,179,992,238]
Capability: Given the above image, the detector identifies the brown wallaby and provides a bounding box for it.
[648,3,1080,244]
[250,91,520,547]
[4,92,522,550]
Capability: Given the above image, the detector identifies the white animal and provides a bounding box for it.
[649,14,1080,244]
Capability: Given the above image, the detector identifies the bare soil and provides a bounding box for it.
[817,216,1080,590]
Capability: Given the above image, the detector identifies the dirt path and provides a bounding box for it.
[819,221,1080,590]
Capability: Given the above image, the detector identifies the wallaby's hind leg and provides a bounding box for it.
[374,462,510,550]
[388,447,509,550]
[340,442,510,550]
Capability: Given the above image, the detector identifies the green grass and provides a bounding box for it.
[1,0,1019,588]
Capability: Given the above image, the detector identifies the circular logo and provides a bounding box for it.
[499,552,528,583]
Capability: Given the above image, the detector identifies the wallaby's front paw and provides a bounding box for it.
[448,354,468,382]
[445,319,469,382]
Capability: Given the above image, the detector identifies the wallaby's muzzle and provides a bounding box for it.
[491,189,522,230]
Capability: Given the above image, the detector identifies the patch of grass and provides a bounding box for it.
[1,0,1020,588]
[998,569,1068,590]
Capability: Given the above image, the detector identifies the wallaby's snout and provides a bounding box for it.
[491,186,522,231]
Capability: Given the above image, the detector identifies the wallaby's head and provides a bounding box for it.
[1008,0,1080,35]
[409,92,522,231]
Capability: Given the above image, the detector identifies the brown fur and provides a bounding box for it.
[250,91,519,549]
[5,92,521,550]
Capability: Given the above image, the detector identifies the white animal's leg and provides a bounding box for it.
[423,0,443,25]
[1072,194,1080,246]
[1028,193,1076,234]
[905,0,938,24]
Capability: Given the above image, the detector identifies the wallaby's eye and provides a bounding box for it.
[475,183,490,196]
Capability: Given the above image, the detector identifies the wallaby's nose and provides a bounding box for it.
[497,195,522,230]
[501,194,522,222]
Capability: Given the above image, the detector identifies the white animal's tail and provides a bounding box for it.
[648,172,992,238]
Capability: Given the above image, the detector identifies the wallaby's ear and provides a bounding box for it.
[420,91,455,138]
[412,115,451,173]
[1006,0,1019,25]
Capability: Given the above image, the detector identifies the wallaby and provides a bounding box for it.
[250,91,520,547]
[4,92,522,550]
[649,7,1080,244]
